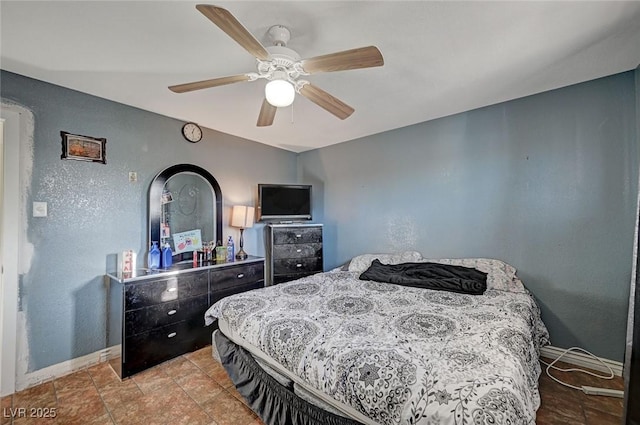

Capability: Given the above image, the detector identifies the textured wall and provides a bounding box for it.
[298,72,638,362]
[1,70,297,372]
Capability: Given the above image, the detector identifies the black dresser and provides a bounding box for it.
[266,223,323,285]
[106,256,264,378]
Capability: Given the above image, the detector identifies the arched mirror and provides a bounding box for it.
[149,164,222,262]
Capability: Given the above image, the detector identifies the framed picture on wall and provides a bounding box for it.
[60,131,107,164]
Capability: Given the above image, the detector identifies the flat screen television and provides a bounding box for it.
[258,184,312,222]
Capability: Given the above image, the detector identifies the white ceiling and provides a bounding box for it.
[2,1,640,153]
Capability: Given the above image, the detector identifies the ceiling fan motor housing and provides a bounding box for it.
[258,45,304,81]
[265,45,301,64]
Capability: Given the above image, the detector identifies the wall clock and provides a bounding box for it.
[181,122,203,143]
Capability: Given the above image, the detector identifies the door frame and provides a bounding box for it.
[1,105,24,396]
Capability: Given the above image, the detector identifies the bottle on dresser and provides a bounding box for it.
[226,236,235,262]
[215,240,226,262]
[148,242,161,270]
[161,243,172,268]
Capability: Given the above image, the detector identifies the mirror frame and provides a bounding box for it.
[148,164,222,257]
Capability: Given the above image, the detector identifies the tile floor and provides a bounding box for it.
[536,357,624,425]
[0,350,624,425]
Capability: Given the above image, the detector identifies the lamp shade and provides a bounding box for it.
[231,205,255,229]
[265,79,295,107]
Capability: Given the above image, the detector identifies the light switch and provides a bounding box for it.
[33,201,47,217]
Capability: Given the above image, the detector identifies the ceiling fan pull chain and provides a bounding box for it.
[290,101,295,124]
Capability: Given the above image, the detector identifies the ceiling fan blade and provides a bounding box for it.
[299,83,354,120]
[196,4,270,61]
[257,99,277,127]
[169,74,250,93]
[301,46,384,74]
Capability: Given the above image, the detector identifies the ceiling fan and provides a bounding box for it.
[169,4,384,127]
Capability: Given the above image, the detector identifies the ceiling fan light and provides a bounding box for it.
[265,79,295,107]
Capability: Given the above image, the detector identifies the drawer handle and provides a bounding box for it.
[295,234,302,238]
[167,310,177,316]
[237,273,245,279]
[167,287,177,292]
[167,332,177,338]
[296,263,303,268]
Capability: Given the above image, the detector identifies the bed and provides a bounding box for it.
[205,252,550,425]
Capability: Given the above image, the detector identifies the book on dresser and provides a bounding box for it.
[265,223,323,286]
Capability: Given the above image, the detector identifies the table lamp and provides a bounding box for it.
[231,205,255,260]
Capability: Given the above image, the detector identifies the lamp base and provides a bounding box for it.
[236,227,249,260]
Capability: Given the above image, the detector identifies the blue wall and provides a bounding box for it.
[298,71,638,362]
[1,70,297,371]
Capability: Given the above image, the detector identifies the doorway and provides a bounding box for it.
[1,107,22,396]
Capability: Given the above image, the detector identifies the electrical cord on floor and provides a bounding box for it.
[540,346,624,398]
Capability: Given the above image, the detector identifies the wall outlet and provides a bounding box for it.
[129,172,137,182]
[33,201,47,217]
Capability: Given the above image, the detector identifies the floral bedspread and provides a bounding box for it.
[205,271,550,425]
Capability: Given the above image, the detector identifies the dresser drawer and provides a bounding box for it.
[124,294,209,337]
[274,257,322,275]
[210,263,264,292]
[211,279,264,304]
[125,270,208,311]
[273,243,322,259]
[123,320,209,377]
[272,227,322,245]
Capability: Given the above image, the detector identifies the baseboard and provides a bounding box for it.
[540,345,623,377]
[11,344,621,393]
[15,345,121,393]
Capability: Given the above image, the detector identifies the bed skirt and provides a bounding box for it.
[214,330,364,425]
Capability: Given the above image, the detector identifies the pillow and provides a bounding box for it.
[359,259,487,295]
[339,260,351,271]
[347,251,423,272]
[422,258,524,292]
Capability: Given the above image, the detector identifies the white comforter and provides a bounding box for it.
[205,270,549,425]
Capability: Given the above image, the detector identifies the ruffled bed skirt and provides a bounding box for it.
[214,330,364,425]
